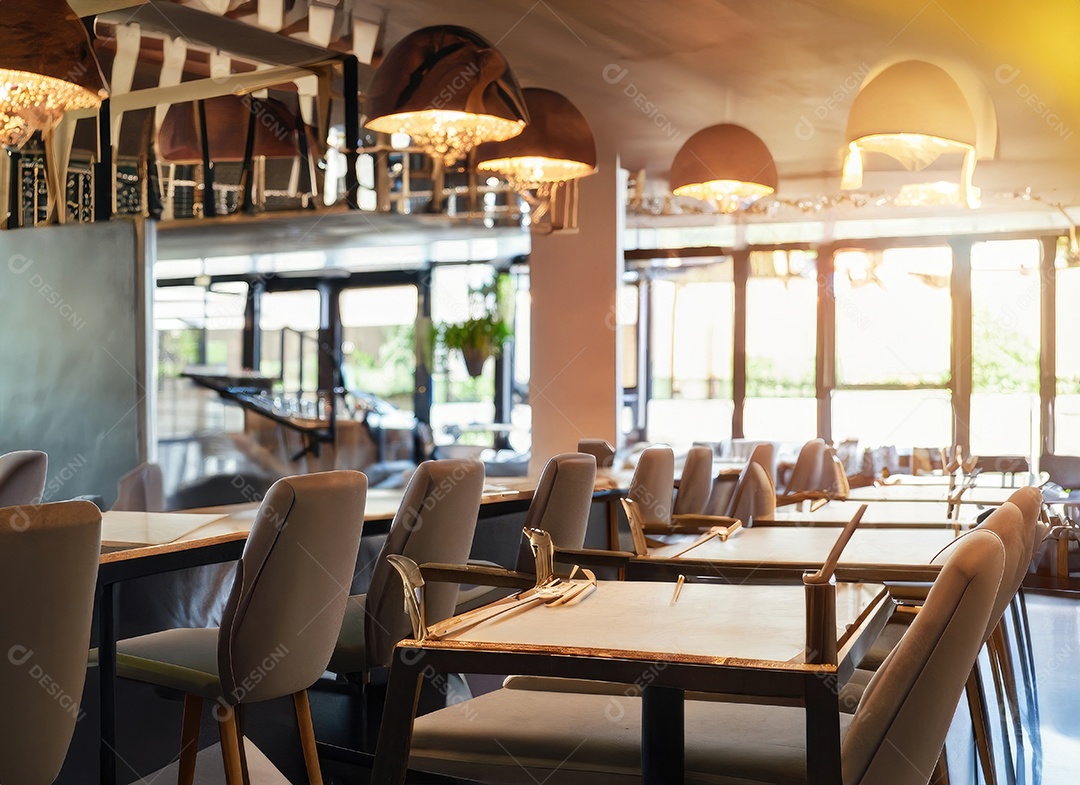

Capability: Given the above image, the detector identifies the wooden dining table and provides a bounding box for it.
[370,579,893,785]
[770,498,981,526]
[93,480,576,785]
[847,483,1022,505]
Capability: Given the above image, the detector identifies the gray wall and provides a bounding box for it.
[0,218,153,507]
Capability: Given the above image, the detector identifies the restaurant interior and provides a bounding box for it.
[2,1,1080,783]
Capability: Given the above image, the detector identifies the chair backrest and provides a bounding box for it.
[0,450,48,507]
[727,461,776,523]
[784,439,827,495]
[930,486,1039,641]
[112,462,165,512]
[746,442,776,489]
[1040,454,1080,489]
[673,446,713,516]
[217,470,366,704]
[520,452,597,550]
[577,438,615,469]
[626,445,674,527]
[842,530,1006,785]
[366,460,485,667]
[0,500,101,785]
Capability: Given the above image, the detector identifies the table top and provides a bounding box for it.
[647,524,960,566]
[98,481,540,563]
[848,484,1020,504]
[427,580,887,670]
[769,499,978,526]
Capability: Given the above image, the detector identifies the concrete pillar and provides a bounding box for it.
[529,151,624,470]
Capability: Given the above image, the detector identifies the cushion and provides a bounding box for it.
[115,627,222,698]
[410,686,853,785]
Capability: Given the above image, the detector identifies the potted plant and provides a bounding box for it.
[434,274,513,378]
[439,316,511,377]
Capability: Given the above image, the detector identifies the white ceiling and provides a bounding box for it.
[370,0,1080,207]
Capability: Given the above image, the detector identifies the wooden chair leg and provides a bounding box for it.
[178,695,202,785]
[216,706,246,785]
[294,690,324,785]
[235,705,252,785]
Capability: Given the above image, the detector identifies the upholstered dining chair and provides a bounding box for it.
[329,459,485,678]
[672,445,714,517]
[843,487,1040,784]
[0,500,101,785]
[778,439,848,505]
[0,449,48,507]
[577,438,616,468]
[112,462,165,512]
[623,445,770,555]
[708,444,777,518]
[451,453,597,612]
[405,527,1007,785]
[113,471,367,785]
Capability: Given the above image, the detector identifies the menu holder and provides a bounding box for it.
[803,504,867,665]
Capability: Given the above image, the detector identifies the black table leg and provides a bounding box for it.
[98,581,117,785]
[805,672,842,785]
[370,648,425,785]
[641,685,684,784]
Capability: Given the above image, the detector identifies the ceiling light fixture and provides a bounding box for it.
[841,60,982,208]
[0,0,108,150]
[476,87,596,231]
[669,124,778,213]
[364,25,529,167]
[476,88,596,190]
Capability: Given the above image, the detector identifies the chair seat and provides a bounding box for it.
[328,594,367,675]
[410,687,852,785]
[116,627,223,699]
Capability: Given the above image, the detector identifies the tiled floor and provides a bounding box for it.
[59,587,1080,785]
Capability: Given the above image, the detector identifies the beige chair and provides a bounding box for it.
[329,459,485,677]
[0,501,101,785]
[112,462,165,512]
[452,453,597,611]
[407,527,1007,785]
[0,449,48,507]
[779,439,848,505]
[708,442,777,516]
[577,438,616,468]
[672,445,713,517]
[624,445,674,530]
[844,487,1040,782]
[728,460,776,524]
[113,470,367,785]
[624,446,759,553]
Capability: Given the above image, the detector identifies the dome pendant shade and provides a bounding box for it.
[0,0,108,149]
[364,25,529,166]
[476,88,597,189]
[842,60,981,207]
[669,124,778,212]
[158,95,307,163]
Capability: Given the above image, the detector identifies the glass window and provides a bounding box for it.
[834,247,952,386]
[155,282,248,439]
[970,239,1040,457]
[1056,240,1080,452]
[260,289,321,396]
[744,250,818,442]
[832,390,953,448]
[340,286,418,415]
[647,262,734,448]
[429,265,501,447]
[832,246,952,451]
